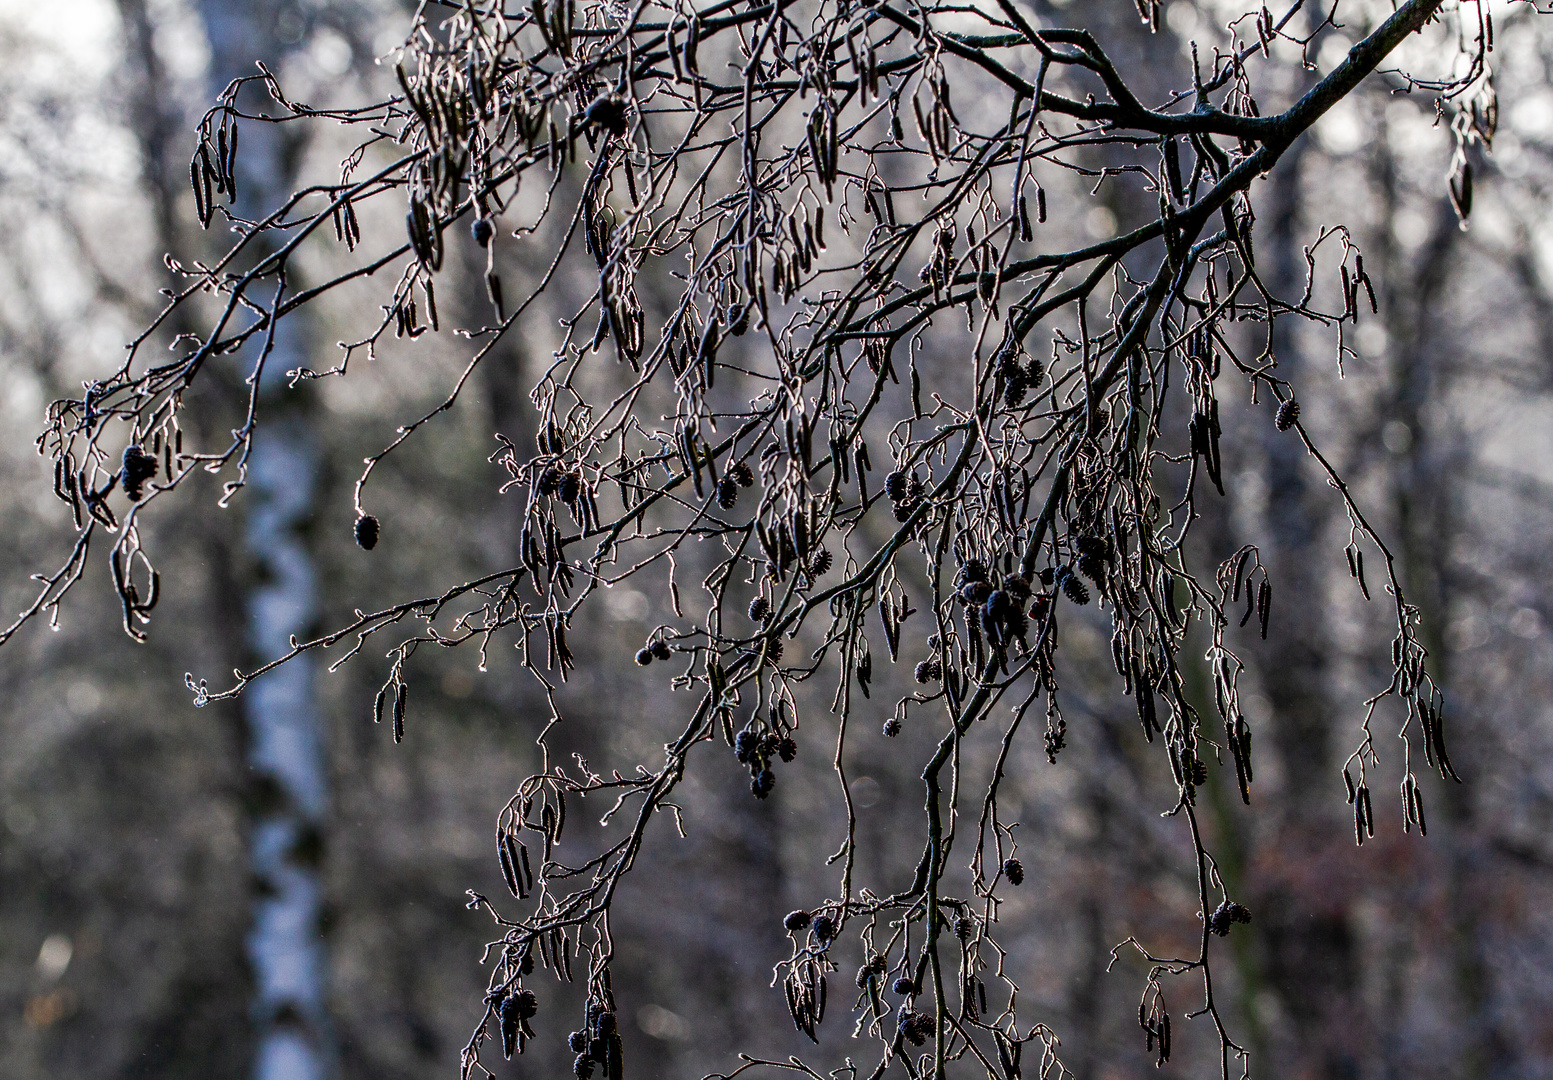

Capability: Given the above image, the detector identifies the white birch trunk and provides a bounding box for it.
[197,4,330,1076]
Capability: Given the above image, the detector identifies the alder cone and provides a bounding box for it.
[585,94,629,135]
[1276,398,1301,431]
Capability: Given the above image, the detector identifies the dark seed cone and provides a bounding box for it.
[728,461,755,487]
[960,580,993,604]
[748,596,771,623]
[784,909,812,932]
[751,768,775,799]
[354,514,380,550]
[1004,375,1027,408]
[1209,899,1252,937]
[956,558,988,585]
[634,648,653,666]
[1058,568,1090,606]
[1003,857,1025,886]
[1077,552,1106,584]
[558,473,582,504]
[1275,397,1300,431]
[1005,608,1029,643]
[883,718,902,737]
[982,590,1011,624]
[728,303,751,336]
[716,476,739,509]
[734,729,759,764]
[120,446,157,501]
[585,93,629,136]
[471,217,495,247]
[651,640,672,661]
[499,990,536,1058]
[899,1009,933,1046]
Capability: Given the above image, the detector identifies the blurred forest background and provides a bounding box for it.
[2,1,1553,1078]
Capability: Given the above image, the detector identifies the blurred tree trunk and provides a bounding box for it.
[1253,122,1362,1080]
[196,3,331,1077]
[110,3,261,1074]
[1368,102,1509,1077]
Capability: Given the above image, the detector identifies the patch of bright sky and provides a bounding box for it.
[0,0,117,80]
[149,0,213,81]
[0,0,207,97]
